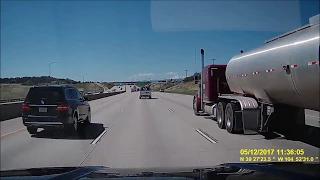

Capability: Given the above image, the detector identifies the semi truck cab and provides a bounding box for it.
[193,65,232,115]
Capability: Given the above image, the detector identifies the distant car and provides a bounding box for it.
[22,85,91,135]
[159,89,164,92]
[87,92,93,95]
[79,90,84,96]
[140,86,151,99]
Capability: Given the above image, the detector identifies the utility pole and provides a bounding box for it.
[49,62,59,77]
[184,70,188,78]
[83,74,89,83]
[211,58,216,65]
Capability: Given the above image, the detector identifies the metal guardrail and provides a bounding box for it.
[0,92,114,104]
[0,98,25,103]
[0,91,116,104]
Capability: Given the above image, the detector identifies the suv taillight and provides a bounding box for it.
[57,104,70,111]
[22,103,31,111]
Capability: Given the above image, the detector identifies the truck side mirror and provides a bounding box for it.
[194,74,200,84]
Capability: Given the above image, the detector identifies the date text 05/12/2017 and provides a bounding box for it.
[240,148,306,156]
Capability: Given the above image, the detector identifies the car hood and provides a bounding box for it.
[0,163,319,180]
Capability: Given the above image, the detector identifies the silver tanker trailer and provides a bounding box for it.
[193,14,319,135]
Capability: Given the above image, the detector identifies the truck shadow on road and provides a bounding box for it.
[203,116,320,148]
[263,125,320,148]
[30,123,105,140]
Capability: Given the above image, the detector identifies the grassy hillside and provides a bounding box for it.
[0,84,31,100]
[164,81,198,95]
[101,82,114,89]
[149,74,198,95]
[150,82,176,91]
[72,83,104,93]
[0,83,104,100]
[0,76,79,85]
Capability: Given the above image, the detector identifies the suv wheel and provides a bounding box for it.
[66,115,79,135]
[27,127,37,134]
[73,116,79,133]
[84,111,91,126]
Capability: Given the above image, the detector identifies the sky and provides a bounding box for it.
[1,0,319,82]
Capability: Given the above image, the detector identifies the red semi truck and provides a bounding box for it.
[193,14,319,135]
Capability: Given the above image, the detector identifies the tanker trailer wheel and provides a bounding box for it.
[217,102,227,129]
[225,103,240,133]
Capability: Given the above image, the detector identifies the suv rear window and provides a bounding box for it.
[142,87,150,91]
[25,87,65,105]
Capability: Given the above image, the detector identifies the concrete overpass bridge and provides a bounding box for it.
[112,82,138,85]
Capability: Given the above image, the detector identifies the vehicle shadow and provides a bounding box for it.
[262,125,320,148]
[203,116,320,147]
[140,97,158,99]
[31,123,106,140]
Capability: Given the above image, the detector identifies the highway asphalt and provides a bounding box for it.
[1,85,319,170]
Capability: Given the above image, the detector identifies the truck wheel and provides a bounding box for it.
[225,103,239,133]
[217,102,227,129]
[27,127,38,134]
[193,98,200,116]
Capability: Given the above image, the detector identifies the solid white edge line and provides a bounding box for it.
[196,129,217,143]
[91,108,124,145]
[81,108,125,165]
[91,129,107,145]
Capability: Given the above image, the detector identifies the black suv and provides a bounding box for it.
[22,85,91,135]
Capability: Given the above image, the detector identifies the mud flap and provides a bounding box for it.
[234,110,243,132]
[241,109,260,135]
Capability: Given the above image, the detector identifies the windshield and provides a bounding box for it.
[1,0,319,175]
